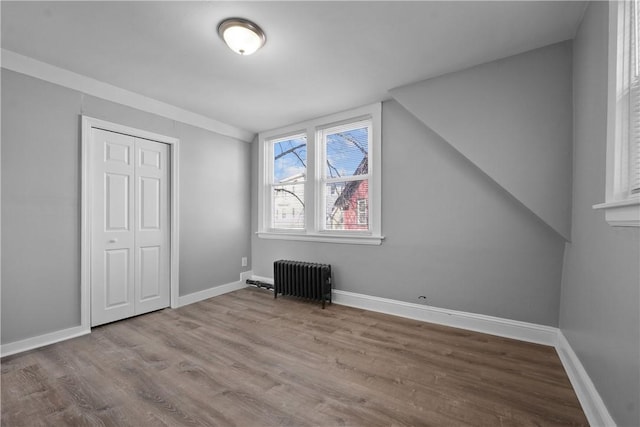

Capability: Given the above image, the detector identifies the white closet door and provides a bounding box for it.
[91,130,170,327]
[134,138,170,315]
[91,129,136,326]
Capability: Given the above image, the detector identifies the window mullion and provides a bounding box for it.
[306,126,318,233]
[263,140,273,231]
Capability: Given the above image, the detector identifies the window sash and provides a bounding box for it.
[613,0,640,197]
[630,0,640,194]
[271,182,306,230]
[257,103,382,242]
[593,2,640,227]
[267,132,307,231]
[322,179,369,231]
[318,119,372,233]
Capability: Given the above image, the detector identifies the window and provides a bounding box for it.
[321,120,370,231]
[258,103,383,244]
[270,134,307,230]
[594,1,640,226]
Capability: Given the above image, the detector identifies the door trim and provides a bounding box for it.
[81,116,180,331]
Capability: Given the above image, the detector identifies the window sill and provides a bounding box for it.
[256,231,384,245]
[592,196,640,227]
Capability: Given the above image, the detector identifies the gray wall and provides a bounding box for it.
[1,70,252,344]
[560,3,640,426]
[390,42,573,241]
[252,99,566,326]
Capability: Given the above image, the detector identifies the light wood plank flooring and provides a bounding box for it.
[1,287,588,426]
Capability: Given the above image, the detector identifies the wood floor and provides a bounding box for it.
[1,287,588,426]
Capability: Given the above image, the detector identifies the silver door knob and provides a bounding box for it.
[109,239,118,243]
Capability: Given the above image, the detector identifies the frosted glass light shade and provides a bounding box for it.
[218,18,266,55]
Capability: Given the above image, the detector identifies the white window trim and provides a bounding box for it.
[267,132,307,231]
[317,118,372,233]
[257,103,383,245]
[594,1,640,226]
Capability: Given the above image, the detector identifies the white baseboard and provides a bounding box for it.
[337,291,617,426]
[1,325,90,358]
[253,275,556,345]
[1,273,617,427]
[332,289,558,346]
[556,331,617,427]
[256,275,613,426]
[240,270,253,283]
[2,271,253,358]
[177,271,252,307]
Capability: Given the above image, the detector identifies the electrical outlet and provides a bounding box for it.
[241,257,248,267]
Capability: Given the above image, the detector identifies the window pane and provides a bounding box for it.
[273,183,305,229]
[325,180,368,230]
[632,0,640,192]
[634,0,639,77]
[325,127,368,178]
[273,136,307,183]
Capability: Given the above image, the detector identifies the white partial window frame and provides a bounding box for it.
[317,118,372,233]
[257,103,383,245]
[593,0,640,226]
[266,132,307,231]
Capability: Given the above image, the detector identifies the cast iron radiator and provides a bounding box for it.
[273,260,332,308]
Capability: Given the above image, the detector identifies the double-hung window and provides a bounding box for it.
[270,134,307,230]
[594,0,640,226]
[258,103,383,244]
[320,119,371,231]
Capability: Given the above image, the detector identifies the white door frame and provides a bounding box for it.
[81,116,180,331]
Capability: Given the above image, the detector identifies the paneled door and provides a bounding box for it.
[91,129,170,326]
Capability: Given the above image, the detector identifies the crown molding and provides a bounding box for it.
[1,49,255,142]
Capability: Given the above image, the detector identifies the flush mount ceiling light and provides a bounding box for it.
[217,18,266,56]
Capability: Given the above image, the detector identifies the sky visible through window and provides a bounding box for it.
[274,136,307,183]
[273,128,368,182]
[325,127,369,178]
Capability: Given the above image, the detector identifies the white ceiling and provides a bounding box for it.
[1,1,586,135]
